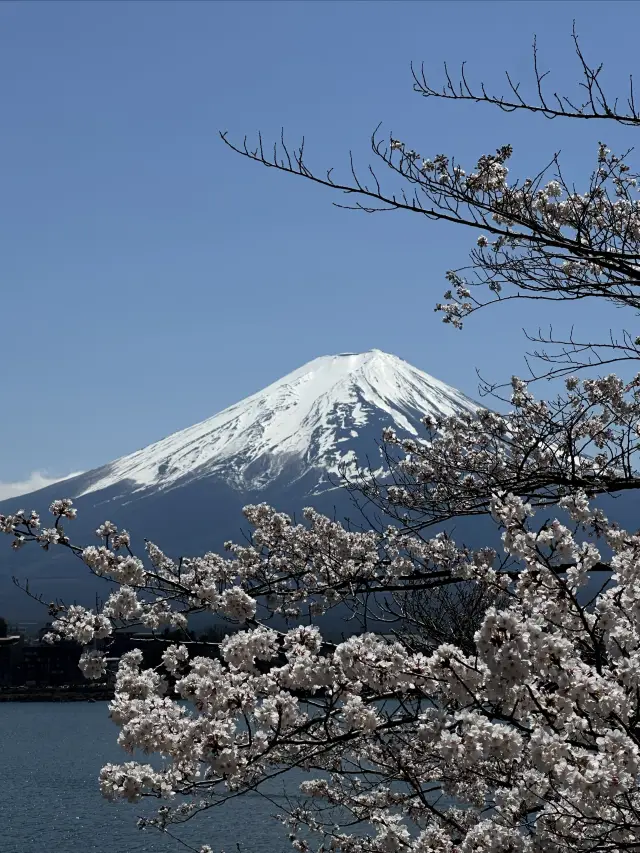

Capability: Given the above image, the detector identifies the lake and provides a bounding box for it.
[1,702,297,853]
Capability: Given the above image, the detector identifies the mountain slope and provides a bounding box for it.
[0,350,480,620]
[73,350,477,499]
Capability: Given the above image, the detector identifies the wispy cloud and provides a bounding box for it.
[0,471,84,502]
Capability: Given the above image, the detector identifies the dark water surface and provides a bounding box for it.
[1,702,296,853]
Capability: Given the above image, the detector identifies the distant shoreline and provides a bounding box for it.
[0,686,114,702]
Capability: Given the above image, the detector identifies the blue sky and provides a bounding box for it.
[1,0,638,496]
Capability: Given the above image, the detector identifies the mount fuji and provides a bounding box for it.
[0,350,480,619]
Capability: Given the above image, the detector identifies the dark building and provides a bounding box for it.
[0,626,226,690]
[0,636,84,688]
[0,636,22,687]
[21,642,84,687]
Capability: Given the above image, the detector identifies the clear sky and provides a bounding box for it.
[1,0,638,496]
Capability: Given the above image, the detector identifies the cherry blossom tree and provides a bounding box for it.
[6,31,640,853]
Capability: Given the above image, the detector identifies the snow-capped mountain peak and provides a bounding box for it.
[76,350,478,498]
[0,351,482,618]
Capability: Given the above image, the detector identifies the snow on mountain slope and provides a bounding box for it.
[75,350,478,499]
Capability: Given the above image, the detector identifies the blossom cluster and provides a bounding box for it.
[386,137,640,330]
[371,371,640,534]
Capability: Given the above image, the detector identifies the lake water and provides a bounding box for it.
[0,702,297,853]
